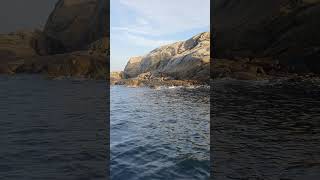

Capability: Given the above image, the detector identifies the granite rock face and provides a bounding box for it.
[44,0,109,53]
[213,0,320,75]
[124,32,210,81]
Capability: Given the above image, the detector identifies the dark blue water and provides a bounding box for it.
[111,86,210,180]
[212,79,320,179]
[0,75,108,179]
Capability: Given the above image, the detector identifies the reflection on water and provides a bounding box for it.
[212,79,320,179]
[0,75,108,179]
[111,86,210,180]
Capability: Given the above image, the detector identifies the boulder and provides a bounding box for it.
[123,32,210,81]
[44,0,109,53]
[123,56,143,78]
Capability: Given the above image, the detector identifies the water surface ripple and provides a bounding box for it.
[0,75,108,179]
[111,86,210,180]
[212,79,320,179]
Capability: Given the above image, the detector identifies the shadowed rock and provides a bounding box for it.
[0,0,109,79]
[213,0,320,75]
[44,0,109,53]
[16,51,107,79]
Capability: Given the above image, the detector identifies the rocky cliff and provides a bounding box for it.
[0,0,108,79]
[123,32,210,81]
[213,0,320,77]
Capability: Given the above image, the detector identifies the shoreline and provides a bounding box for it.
[0,73,107,82]
[111,72,320,88]
[111,78,208,88]
[1,71,319,85]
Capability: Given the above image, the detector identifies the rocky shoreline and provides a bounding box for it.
[212,58,320,81]
[111,71,320,89]
[111,73,207,88]
[0,49,107,79]
[110,55,320,88]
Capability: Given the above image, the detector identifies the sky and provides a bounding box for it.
[110,0,210,71]
[0,0,58,33]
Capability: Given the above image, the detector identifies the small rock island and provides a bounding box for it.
[111,32,210,87]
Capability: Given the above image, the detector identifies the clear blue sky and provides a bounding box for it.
[110,0,210,71]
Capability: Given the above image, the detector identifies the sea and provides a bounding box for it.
[212,79,320,179]
[111,85,210,180]
[0,75,108,179]
[2,75,318,180]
